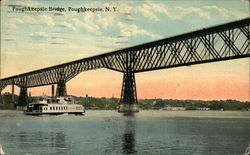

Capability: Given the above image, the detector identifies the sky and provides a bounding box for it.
[0,0,249,101]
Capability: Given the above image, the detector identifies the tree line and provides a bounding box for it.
[0,93,249,110]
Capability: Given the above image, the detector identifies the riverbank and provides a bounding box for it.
[0,103,14,109]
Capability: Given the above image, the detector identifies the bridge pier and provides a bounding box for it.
[118,71,139,113]
[56,82,67,96]
[12,83,15,103]
[17,87,28,107]
[0,91,3,104]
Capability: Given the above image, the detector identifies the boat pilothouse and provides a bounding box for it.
[25,96,85,115]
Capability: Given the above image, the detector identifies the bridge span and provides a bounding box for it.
[0,18,249,112]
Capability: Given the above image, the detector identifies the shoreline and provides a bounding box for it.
[0,108,249,112]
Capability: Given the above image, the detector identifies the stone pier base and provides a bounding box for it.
[118,104,139,113]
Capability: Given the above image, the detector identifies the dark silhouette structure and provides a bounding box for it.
[0,18,249,112]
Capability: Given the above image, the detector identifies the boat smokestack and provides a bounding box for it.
[52,85,55,97]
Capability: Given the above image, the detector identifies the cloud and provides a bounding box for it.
[60,21,77,32]
[138,2,246,21]
[95,2,135,30]
[6,22,18,29]
[137,4,160,21]
[203,6,229,17]
[22,15,37,24]
[72,17,101,35]
[96,14,115,30]
[203,5,249,19]
[117,22,162,39]
[40,15,55,26]
[137,2,212,20]
[30,32,49,37]
[5,18,24,29]
[116,2,133,13]
[22,15,54,26]
[175,7,211,19]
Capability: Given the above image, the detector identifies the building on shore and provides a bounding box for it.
[162,106,186,111]
[197,107,210,111]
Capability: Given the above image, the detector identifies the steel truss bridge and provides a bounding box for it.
[0,18,249,111]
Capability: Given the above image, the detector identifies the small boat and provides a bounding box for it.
[0,144,5,155]
[24,96,85,115]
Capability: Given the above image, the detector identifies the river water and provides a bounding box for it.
[0,110,249,155]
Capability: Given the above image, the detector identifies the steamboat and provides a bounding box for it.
[24,96,85,115]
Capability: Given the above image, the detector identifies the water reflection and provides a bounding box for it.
[3,131,69,155]
[123,112,135,117]
[122,115,137,154]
